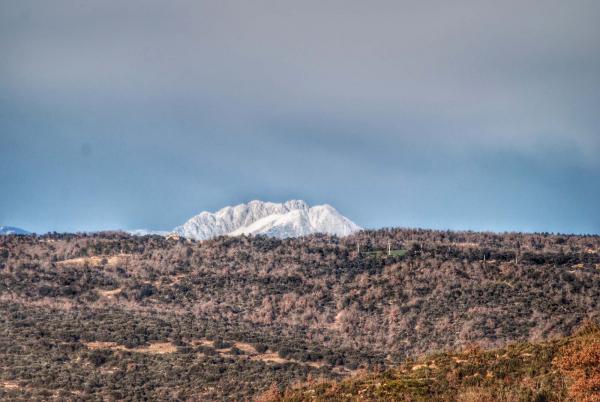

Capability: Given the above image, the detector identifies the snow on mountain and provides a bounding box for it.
[174,200,361,240]
[0,226,30,235]
[126,229,171,236]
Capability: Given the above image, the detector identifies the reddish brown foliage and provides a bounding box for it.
[554,322,600,402]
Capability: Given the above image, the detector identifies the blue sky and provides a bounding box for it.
[1,1,599,234]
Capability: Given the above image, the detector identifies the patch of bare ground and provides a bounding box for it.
[99,367,117,375]
[249,351,326,368]
[85,341,118,350]
[454,242,480,248]
[169,274,187,284]
[56,254,131,268]
[97,287,122,297]
[410,361,439,371]
[233,341,257,354]
[84,341,177,354]
[191,339,327,368]
[152,274,187,288]
[1,380,20,390]
[230,341,314,365]
[249,352,290,364]
[191,339,214,347]
[141,343,178,354]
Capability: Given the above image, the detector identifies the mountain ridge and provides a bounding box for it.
[173,200,361,240]
[0,226,29,235]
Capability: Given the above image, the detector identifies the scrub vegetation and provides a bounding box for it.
[267,321,600,402]
[0,229,599,400]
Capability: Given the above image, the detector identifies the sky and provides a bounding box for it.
[1,0,599,234]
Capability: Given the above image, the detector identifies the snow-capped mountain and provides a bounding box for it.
[0,226,30,235]
[126,229,170,236]
[173,200,361,240]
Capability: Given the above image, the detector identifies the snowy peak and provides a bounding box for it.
[126,229,170,236]
[174,200,361,240]
[0,226,29,235]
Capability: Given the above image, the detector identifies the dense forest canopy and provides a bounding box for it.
[1,229,599,400]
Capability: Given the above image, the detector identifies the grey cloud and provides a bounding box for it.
[0,0,598,233]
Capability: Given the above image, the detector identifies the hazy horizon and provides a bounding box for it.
[2,1,599,234]
[2,197,600,236]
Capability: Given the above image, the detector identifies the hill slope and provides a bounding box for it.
[268,322,600,402]
[0,229,598,400]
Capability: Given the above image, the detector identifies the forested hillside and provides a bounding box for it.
[268,321,600,401]
[1,229,599,400]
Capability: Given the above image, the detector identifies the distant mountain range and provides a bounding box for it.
[2,201,361,240]
[172,200,361,240]
[126,229,171,237]
[0,226,30,235]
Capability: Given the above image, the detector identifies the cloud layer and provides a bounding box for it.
[1,1,599,233]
